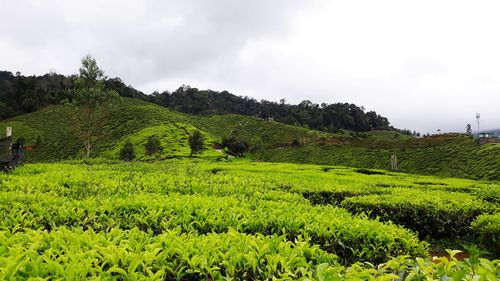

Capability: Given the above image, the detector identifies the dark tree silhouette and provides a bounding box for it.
[145,135,163,155]
[188,130,204,156]
[119,140,135,161]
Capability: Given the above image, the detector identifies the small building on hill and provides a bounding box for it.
[476,129,500,144]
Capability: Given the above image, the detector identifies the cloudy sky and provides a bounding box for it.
[1,0,499,133]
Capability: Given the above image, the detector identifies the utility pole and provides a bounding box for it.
[476,113,481,133]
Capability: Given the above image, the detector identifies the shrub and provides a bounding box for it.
[119,140,135,161]
[471,213,500,254]
[222,136,249,156]
[144,135,163,155]
[355,168,385,175]
[249,138,264,153]
[341,189,496,240]
[188,130,204,156]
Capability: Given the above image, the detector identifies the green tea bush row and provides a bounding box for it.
[471,213,500,256]
[340,188,497,242]
[0,227,338,280]
[0,227,497,280]
[0,191,426,264]
[0,163,306,202]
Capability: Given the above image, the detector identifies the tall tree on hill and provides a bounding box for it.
[71,55,120,157]
[466,123,472,136]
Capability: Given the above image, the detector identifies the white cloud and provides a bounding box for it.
[0,0,499,133]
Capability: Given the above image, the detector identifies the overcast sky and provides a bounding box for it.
[1,0,499,133]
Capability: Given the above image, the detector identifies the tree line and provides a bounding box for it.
[0,70,142,120]
[1,69,395,133]
[150,86,392,132]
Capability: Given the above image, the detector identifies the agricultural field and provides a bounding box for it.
[255,137,500,181]
[0,159,498,279]
[0,98,326,162]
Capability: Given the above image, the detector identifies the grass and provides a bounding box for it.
[103,123,221,160]
[193,114,329,147]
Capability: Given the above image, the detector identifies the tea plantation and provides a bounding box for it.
[0,159,498,279]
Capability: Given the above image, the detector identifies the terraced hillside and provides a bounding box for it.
[1,98,498,181]
[0,98,324,161]
[255,135,500,181]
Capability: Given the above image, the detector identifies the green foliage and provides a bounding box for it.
[471,213,500,253]
[0,98,324,162]
[119,140,135,161]
[71,55,121,157]
[0,227,338,280]
[222,136,249,156]
[188,130,204,156]
[144,135,162,155]
[1,67,393,134]
[0,227,496,280]
[0,161,429,265]
[0,160,498,279]
[106,123,219,160]
[34,135,42,148]
[256,136,500,181]
[380,249,499,281]
[151,86,391,132]
[0,189,426,265]
[341,189,498,241]
[78,55,105,86]
[194,114,329,148]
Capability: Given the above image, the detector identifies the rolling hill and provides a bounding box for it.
[0,98,327,161]
[0,97,498,181]
[255,135,500,181]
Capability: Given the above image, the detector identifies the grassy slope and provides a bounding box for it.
[1,97,498,180]
[255,135,500,181]
[193,114,329,147]
[0,98,324,161]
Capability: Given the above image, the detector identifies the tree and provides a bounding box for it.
[222,136,249,157]
[71,55,120,157]
[119,139,135,161]
[466,124,472,136]
[188,130,204,156]
[145,135,163,155]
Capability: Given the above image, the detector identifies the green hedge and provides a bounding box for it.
[471,213,500,256]
[0,227,497,280]
[340,189,497,242]
[0,191,426,265]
